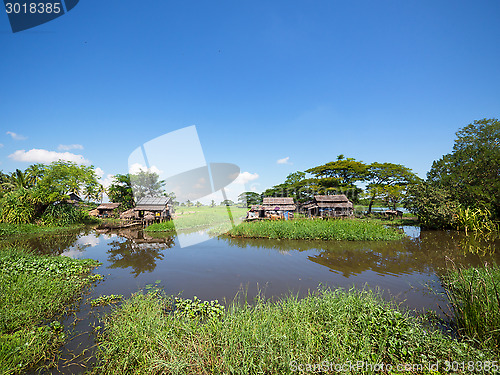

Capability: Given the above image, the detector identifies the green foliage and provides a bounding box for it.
[442,264,500,352]
[91,294,123,307]
[455,207,499,236]
[94,287,493,374]
[107,174,134,210]
[130,170,165,200]
[0,247,100,373]
[228,218,405,241]
[0,189,36,224]
[238,191,262,207]
[404,181,460,229]
[174,296,224,321]
[35,161,102,203]
[365,162,419,213]
[427,118,500,219]
[40,202,98,226]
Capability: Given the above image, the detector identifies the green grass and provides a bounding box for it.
[0,222,93,237]
[441,264,500,353]
[227,218,405,241]
[93,287,494,375]
[146,206,248,232]
[0,247,101,374]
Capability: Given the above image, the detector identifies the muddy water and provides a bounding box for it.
[2,227,499,374]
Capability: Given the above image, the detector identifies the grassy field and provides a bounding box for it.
[0,247,101,374]
[93,287,495,375]
[441,264,500,353]
[146,206,248,232]
[227,218,405,241]
[0,223,93,237]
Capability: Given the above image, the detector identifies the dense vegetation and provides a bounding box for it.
[0,161,102,226]
[93,287,495,375]
[0,247,101,374]
[441,264,500,353]
[227,218,405,241]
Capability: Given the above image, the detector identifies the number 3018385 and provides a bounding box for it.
[5,2,61,14]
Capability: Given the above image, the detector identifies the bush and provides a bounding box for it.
[0,189,36,224]
[40,203,98,226]
[404,182,460,229]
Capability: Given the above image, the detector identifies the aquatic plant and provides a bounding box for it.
[174,296,224,321]
[441,263,500,352]
[93,287,493,374]
[454,207,499,236]
[91,294,123,307]
[227,218,405,241]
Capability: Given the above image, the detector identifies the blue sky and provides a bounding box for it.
[1,0,499,198]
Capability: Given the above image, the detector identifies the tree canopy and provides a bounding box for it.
[427,118,500,218]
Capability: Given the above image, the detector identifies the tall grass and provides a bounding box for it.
[227,218,405,241]
[455,207,499,236]
[0,247,101,374]
[441,263,500,352]
[93,287,492,374]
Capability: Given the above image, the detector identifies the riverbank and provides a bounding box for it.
[0,247,101,374]
[226,218,405,241]
[0,221,102,237]
[92,287,495,375]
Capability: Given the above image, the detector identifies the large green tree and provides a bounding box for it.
[365,162,419,213]
[305,155,368,202]
[107,174,134,209]
[129,170,165,200]
[427,118,500,218]
[238,191,262,207]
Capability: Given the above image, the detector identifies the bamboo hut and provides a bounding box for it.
[134,196,172,222]
[301,195,353,218]
[96,203,121,217]
[247,197,296,219]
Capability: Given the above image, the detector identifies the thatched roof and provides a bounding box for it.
[120,209,135,219]
[135,196,171,211]
[262,197,295,205]
[97,203,121,210]
[89,209,99,217]
[314,195,350,202]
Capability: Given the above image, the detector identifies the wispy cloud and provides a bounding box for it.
[6,131,27,140]
[0,143,3,148]
[234,171,259,185]
[8,149,90,165]
[129,162,163,175]
[277,156,292,165]
[58,144,84,151]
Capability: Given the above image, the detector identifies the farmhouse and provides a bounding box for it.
[301,195,353,218]
[96,203,121,217]
[134,196,172,221]
[248,197,297,219]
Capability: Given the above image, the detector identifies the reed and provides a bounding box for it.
[227,218,405,241]
[441,263,500,352]
[93,287,492,374]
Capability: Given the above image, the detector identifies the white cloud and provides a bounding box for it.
[129,163,163,175]
[95,167,104,178]
[6,131,27,140]
[8,149,90,164]
[234,171,259,185]
[277,156,292,165]
[58,144,84,151]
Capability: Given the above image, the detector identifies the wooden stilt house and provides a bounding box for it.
[134,196,172,222]
[96,203,121,217]
[301,195,353,218]
[247,197,296,219]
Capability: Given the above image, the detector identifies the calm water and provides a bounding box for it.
[2,226,499,374]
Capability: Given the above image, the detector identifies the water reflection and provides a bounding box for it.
[105,228,175,277]
[221,230,500,279]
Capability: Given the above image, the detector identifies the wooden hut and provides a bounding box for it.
[247,197,296,219]
[134,196,172,222]
[96,203,121,217]
[301,195,353,218]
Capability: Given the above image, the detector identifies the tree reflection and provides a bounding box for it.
[107,229,175,277]
[220,229,500,278]
[0,228,84,255]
